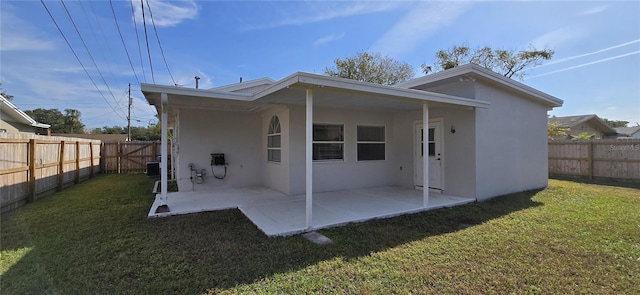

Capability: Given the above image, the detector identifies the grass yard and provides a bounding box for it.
[1,174,639,294]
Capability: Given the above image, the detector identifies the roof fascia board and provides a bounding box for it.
[141,83,252,102]
[1,94,39,126]
[295,72,490,108]
[253,72,490,109]
[211,77,276,92]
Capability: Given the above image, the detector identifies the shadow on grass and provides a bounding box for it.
[1,175,543,294]
[551,175,640,190]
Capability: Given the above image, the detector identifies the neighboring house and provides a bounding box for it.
[614,126,640,139]
[548,114,617,139]
[0,94,50,135]
[142,63,563,235]
[52,133,128,142]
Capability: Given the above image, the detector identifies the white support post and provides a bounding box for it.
[160,93,168,205]
[423,103,429,208]
[305,89,313,229]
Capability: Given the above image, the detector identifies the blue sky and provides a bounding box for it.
[1,1,639,129]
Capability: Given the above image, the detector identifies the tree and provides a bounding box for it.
[602,118,628,128]
[90,123,160,141]
[0,83,14,101]
[64,108,85,133]
[24,108,85,133]
[572,131,596,140]
[90,126,125,134]
[548,121,568,140]
[324,51,415,85]
[422,44,554,80]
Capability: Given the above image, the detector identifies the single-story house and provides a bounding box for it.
[141,63,563,236]
[0,94,50,135]
[548,114,617,139]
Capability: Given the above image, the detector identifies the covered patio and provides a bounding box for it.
[148,187,474,236]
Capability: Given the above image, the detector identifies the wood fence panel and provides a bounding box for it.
[101,141,168,174]
[1,135,101,212]
[101,142,119,173]
[3,137,165,212]
[549,139,640,181]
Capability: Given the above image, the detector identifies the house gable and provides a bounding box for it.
[399,63,563,109]
[548,114,617,139]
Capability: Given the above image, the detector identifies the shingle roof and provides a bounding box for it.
[614,126,640,136]
[548,114,617,134]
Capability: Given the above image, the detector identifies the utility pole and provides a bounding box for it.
[127,83,132,141]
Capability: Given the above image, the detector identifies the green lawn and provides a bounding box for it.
[1,174,639,294]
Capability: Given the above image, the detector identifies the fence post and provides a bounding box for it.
[117,141,121,174]
[89,142,94,178]
[58,141,65,191]
[28,139,37,203]
[588,140,594,179]
[75,141,80,184]
[99,142,105,173]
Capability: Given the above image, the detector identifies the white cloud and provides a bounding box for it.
[370,2,471,57]
[529,26,589,49]
[0,34,56,51]
[534,39,640,68]
[526,51,640,79]
[241,2,403,31]
[0,8,56,51]
[577,5,609,16]
[314,32,346,46]
[133,0,199,27]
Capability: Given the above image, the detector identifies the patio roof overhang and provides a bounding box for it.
[141,72,490,124]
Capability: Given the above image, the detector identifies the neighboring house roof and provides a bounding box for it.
[0,94,51,129]
[51,133,129,142]
[548,114,617,134]
[142,71,492,116]
[614,126,640,137]
[398,63,563,108]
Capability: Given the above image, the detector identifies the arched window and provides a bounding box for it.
[267,116,281,162]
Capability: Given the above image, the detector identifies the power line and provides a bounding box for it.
[109,0,141,85]
[78,1,116,77]
[58,0,127,119]
[130,0,147,82]
[39,0,125,121]
[145,0,176,85]
[140,0,155,83]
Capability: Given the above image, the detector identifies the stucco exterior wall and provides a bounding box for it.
[473,82,549,200]
[392,108,476,198]
[262,107,290,194]
[176,108,262,190]
[288,106,396,195]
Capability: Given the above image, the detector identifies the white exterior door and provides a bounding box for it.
[415,121,443,190]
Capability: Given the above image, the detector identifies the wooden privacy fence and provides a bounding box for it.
[549,139,640,181]
[1,135,101,212]
[101,141,169,173]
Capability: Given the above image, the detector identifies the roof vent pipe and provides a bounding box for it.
[195,76,200,89]
[240,77,243,83]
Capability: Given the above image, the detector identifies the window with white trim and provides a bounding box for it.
[357,125,385,161]
[313,124,344,161]
[267,115,281,162]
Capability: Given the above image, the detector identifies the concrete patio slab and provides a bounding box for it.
[148,186,474,236]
